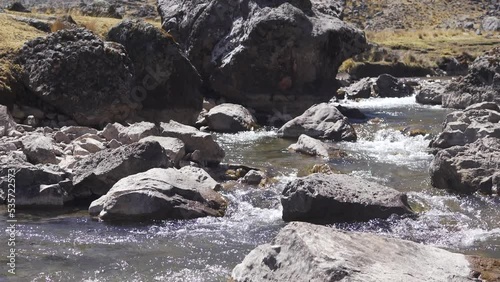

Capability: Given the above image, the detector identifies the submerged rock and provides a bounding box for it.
[160,121,225,166]
[89,167,227,221]
[204,103,258,133]
[442,47,500,109]
[72,141,172,199]
[281,173,413,223]
[278,103,357,141]
[232,222,497,281]
[158,0,367,117]
[107,20,203,125]
[17,28,137,126]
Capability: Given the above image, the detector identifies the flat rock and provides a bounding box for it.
[89,167,227,221]
[232,222,497,282]
[281,173,413,223]
[72,141,172,198]
[278,103,357,141]
[139,136,185,166]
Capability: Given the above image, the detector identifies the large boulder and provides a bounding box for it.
[89,167,227,221]
[232,222,499,282]
[158,0,367,117]
[0,152,73,207]
[374,74,414,98]
[17,28,138,126]
[431,137,500,195]
[21,134,58,164]
[281,173,413,223]
[430,102,500,150]
[287,134,330,158]
[415,80,449,105]
[107,20,203,125]
[482,16,500,31]
[337,77,372,100]
[442,47,500,109]
[72,141,172,198]
[160,120,225,166]
[277,103,357,141]
[139,136,185,166]
[203,103,258,133]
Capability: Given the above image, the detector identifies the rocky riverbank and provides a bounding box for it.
[0,0,499,281]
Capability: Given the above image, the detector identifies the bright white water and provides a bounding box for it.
[1,95,499,281]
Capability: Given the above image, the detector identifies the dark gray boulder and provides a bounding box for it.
[277,103,357,141]
[107,20,203,125]
[72,141,172,199]
[89,167,227,221]
[415,80,449,105]
[6,2,30,13]
[442,47,500,109]
[281,173,413,223]
[374,74,414,98]
[158,0,367,117]
[337,77,372,99]
[17,28,138,127]
[232,222,496,282]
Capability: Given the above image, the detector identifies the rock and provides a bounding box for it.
[89,167,227,221]
[241,170,265,185]
[232,222,498,282]
[337,77,372,99]
[53,131,71,144]
[107,19,203,125]
[79,1,123,19]
[117,122,159,144]
[430,103,500,150]
[0,153,72,206]
[0,105,17,137]
[205,103,258,133]
[277,103,357,141]
[100,123,123,141]
[288,134,330,158]
[24,115,38,127]
[431,137,500,195]
[61,126,98,140]
[334,104,367,119]
[107,139,122,149]
[72,141,172,198]
[482,16,500,31]
[160,120,225,166]
[415,80,449,105]
[158,0,367,117]
[73,137,106,154]
[281,173,413,223]
[374,74,414,98]
[21,134,57,164]
[12,16,51,32]
[6,2,30,13]
[17,28,138,126]
[442,47,500,109]
[139,136,185,166]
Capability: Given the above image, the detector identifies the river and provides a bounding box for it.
[1,95,499,281]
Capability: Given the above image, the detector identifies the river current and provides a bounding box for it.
[1,95,499,281]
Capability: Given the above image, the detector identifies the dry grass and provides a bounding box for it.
[0,13,46,55]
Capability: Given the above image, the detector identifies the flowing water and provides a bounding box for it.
[1,95,499,281]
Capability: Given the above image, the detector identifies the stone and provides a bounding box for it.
[0,105,17,137]
[160,120,225,166]
[72,141,172,198]
[73,137,106,154]
[205,103,258,133]
[374,74,414,98]
[100,123,123,141]
[337,77,372,99]
[60,126,98,140]
[442,47,500,109]
[281,173,413,223]
[53,131,71,144]
[107,19,203,125]
[117,122,159,144]
[232,222,497,282]
[6,2,30,13]
[277,103,357,141]
[288,134,330,158]
[79,1,123,19]
[482,16,500,31]
[73,144,90,157]
[139,136,185,166]
[158,0,367,117]
[415,80,449,105]
[430,137,500,195]
[21,134,57,164]
[241,170,265,185]
[17,28,138,126]
[89,167,227,221]
[107,139,122,149]
[24,115,38,127]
